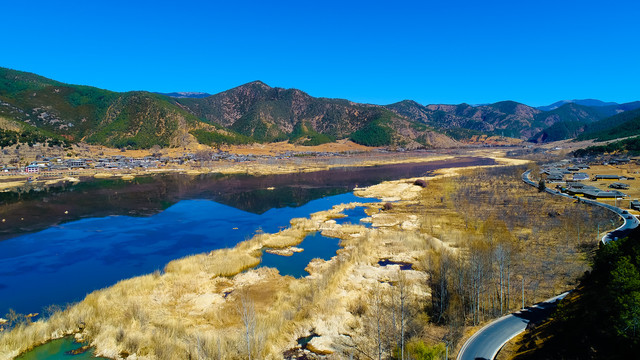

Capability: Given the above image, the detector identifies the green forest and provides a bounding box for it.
[0,129,71,148]
[573,136,640,157]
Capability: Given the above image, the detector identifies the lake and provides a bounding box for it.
[0,157,495,316]
[14,337,108,360]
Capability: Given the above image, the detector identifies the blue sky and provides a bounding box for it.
[2,0,638,106]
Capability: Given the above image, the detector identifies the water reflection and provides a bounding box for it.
[0,157,495,240]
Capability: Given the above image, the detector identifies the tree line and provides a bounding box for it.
[0,129,72,148]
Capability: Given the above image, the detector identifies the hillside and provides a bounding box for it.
[0,67,242,149]
[387,98,640,143]
[528,103,606,142]
[386,100,606,140]
[173,81,457,147]
[387,100,535,137]
[574,108,640,142]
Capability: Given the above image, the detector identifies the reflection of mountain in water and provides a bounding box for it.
[0,157,495,240]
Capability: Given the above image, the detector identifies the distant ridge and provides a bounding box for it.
[155,92,211,98]
[537,99,619,112]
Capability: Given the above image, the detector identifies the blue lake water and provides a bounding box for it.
[0,192,371,315]
[260,232,342,278]
[334,206,371,227]
[14,337,108,360]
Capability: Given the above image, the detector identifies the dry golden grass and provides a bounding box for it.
[0,197,431,359]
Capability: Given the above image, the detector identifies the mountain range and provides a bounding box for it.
[1,66,639,149]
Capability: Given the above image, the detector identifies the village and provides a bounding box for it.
[539,156,640,213]
[0,145,370,180]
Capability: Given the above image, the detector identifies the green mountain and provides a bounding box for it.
[387,100,545,139]
[0,67,457,149]
[572,136,640,157]
[528,103,606,142]
[527,121,585,143]
[172,81,457,147]
[4,66,637,148]
[0,67,245,149]
[574,108,640,142]
[536,98,619,112]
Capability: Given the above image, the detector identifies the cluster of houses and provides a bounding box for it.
[541,162,591,182]
[603,157,631,165]
[0,151,277,175]
[0,149,356,176]
[540,159,637,201]
[2,155,169,175]
[558,183,627,200]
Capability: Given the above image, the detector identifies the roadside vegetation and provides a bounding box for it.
[509,227,640,359]
[0,163,619,360]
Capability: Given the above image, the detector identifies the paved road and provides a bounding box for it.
[457,170,639,360]
[457,293,568,360]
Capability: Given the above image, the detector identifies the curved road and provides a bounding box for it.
[456,293,568,360]
[457,169,639,360]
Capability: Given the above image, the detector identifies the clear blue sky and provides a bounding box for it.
[2,0,638,106]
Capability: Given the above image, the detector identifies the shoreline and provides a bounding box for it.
[0,148,519,192]
[0,155,499,243]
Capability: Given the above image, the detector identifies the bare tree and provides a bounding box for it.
[237,293,256,360]
[373,287,384,360]
[397,270,408,360]
[468,238,492,325]
[427,249,452,323]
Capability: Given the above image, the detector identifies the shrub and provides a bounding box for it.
[405,340,445,360]
[538,179,546,192]
[414,179,428,188]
